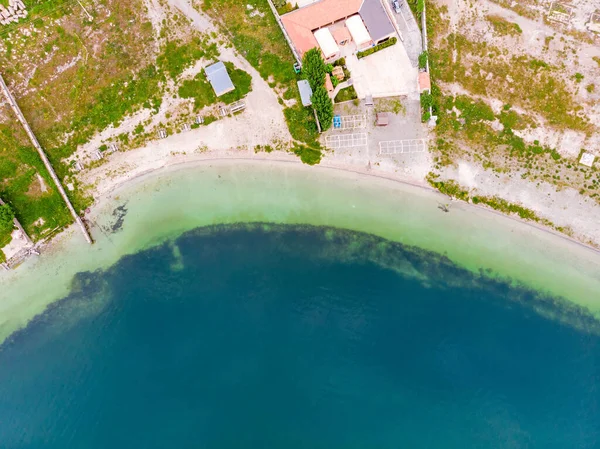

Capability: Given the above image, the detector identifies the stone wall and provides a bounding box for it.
[0,0,28,25]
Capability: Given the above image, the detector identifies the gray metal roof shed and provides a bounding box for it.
[297,80,313,107]
[359,0,396,43]
[205,61,235,97]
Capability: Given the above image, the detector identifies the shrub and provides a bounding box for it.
[357,37,397,59]
[302,48,326,91]
[420,92,433,110]
[418,51,428,69]
[311,86,334,131]
[0,203,15,235]
[293,145,322,165]
[220,62,253,104]
[486,15,523,37]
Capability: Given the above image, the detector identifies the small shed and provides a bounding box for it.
[579,152,596,167]
[205,61,235,97]
[297,80,313,107]
[313,28,340,60]
[346,15,372,49]
[332,66,345,81]
[376,112,389,126]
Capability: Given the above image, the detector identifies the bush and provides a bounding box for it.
[420,92,433,110]
[302,48,326,91]
[293,145,322,165]
[0,203,15,247]
[284,105,319,145]
[220,62,253,104]
[0,203,15,233]
[311,86,333,131]
[418,51,428,69]
[357,37,397,59]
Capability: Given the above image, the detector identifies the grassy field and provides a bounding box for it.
[0,0,220,247]
[179,61,252,109]
[201,0,320,148]
[0,108,71,241]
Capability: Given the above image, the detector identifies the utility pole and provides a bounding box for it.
[0,73,93,244]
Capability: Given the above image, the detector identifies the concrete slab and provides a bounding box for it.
[345,42,418,99]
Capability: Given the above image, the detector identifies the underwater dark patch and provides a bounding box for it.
[0,223,598,449]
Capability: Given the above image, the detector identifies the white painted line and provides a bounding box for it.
[326,133,368,149]
[335,114,367,130]
[379,139,427,155]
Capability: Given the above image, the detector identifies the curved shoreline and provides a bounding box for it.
[94,154,600,258]
[2,156,600,346]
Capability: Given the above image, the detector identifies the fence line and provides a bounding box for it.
[0,73,93,244]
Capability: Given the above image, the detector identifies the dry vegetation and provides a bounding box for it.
[0,0,226,254]
[426,0,600,203]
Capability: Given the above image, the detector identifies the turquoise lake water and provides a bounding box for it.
[0,224,598,448]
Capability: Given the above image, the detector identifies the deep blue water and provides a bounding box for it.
[0,224,599,449]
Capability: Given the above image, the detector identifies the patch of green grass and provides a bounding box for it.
[427,174,552,225]
[179,73,217,109]
[179,62,252,107]
[485,14,522,36]
[68,65,163,151]
[157,38,218,80]
[293,145,322,165]
[454,95,495,123]
[418,51,428,69]
[0,146,72,240]
[334,85,357,103]
[284,104,319,146]
[0,203,15,248]
[220,62,253,104]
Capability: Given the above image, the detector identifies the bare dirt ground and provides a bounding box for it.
[426,0,600,245]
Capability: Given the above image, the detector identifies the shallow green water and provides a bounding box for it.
[1,160,599,343]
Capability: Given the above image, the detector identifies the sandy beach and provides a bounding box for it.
[2,157,600,347]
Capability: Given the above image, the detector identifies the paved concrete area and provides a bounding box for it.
[345,42,418,99]
[379,138,427,154]
[390,0,423,67]
[325,96,428,162]
[326,133,368,149]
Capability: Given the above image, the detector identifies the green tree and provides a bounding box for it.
[311,86,333,131]
[302,48,326,91]
[0,204,15,234]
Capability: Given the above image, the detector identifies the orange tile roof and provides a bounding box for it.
[419,72,431,92]
[325,73,334,92]
[281,0,364,56]
[332,26,351,44]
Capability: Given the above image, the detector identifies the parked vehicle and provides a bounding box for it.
[392,0,401,13]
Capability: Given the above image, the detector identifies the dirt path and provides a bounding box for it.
[166,0,214,32]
